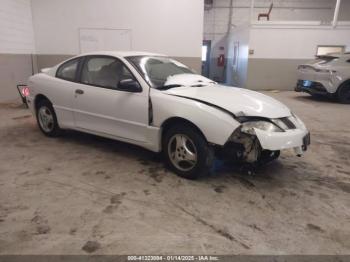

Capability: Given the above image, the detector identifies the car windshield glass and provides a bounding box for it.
[315,55,339,65]
[126,56,195,89]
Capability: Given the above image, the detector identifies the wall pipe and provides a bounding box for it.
[332,0,341,28]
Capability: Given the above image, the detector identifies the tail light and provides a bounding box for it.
[22,86,30,97]
[17,85,30,97]
[16,84,30,106]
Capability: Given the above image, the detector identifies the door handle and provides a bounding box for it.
[75,89,84,95]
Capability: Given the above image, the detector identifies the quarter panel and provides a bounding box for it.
[29,73,76,128]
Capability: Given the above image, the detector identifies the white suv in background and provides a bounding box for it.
[295,53,350,104]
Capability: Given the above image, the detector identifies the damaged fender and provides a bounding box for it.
[151,89,240,147]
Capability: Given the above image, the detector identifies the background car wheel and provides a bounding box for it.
[36,99,62,137]
[337,82,350,104]
[163,124,213,179]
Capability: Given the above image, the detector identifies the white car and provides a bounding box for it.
[26,51,310,179]
[296,53,350,103]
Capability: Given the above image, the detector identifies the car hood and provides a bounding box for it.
[163,84,291,119]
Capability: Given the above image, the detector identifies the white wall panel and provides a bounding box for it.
[249,27,350,59]
[0,0,35,53]
[31,0,204,58]
[79,29,132,53]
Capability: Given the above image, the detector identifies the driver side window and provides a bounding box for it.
[81,57,134,89]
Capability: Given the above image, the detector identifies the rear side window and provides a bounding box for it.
[81,56,135,89]
[56,59,79,81]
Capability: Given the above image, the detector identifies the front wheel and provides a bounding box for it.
[163,125,214,179]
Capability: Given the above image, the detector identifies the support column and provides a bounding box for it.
[332,0,341,28]
[250,0,255,23]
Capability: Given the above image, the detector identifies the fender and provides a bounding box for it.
[151,90,240,146]
[168,94,237,119]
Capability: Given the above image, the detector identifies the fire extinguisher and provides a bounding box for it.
[217,54,225,67]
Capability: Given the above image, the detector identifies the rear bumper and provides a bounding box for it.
[26,95,36,115]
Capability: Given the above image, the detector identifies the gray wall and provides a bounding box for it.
[0,0,35,103]
[35,55,73,73]
[246,58,309,90]
[0,54,33,102]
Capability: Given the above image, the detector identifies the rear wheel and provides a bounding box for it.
[337,82,350,104]
[163,125,213,179]
[36,99,62,137]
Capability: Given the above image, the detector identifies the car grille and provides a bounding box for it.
[279,117,296,129]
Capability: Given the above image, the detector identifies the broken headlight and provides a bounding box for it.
[241,121,284,135]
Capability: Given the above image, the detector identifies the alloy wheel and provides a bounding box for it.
[38,106,54,133]
[167,134,198,172]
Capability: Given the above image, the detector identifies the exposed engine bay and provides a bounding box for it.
[217,128,280,167]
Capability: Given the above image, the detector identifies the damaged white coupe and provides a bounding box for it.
[26,51,310,179]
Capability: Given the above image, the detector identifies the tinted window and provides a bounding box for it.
[56,59,79,81]
[81,57,134,89]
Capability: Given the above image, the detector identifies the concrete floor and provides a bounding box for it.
[0,91,349,255]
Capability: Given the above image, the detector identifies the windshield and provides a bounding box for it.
[315,55,339,65]
[126,56,196,88]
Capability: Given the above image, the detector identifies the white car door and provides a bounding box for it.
[49,58,81,128]
[72,56,149,143]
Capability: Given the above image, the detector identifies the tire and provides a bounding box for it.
[163,124,214,179]
[36,99,62,137]
[337,82,350,104]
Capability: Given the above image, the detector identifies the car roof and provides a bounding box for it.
[76,51,167,58]
[52,51,169,71]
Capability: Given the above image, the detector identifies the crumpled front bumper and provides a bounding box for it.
[254,128,310,155]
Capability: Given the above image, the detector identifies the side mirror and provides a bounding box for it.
[117,79,141,92]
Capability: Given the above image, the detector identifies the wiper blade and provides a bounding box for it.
[191,84,205,87]
[190,81,215,87]
[157,84,183,90]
